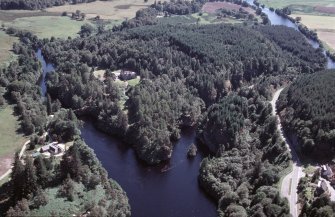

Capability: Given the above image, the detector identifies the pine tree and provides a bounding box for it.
[35,156,48,188]
[47,94,52,115]
[70,144,83,181]
[23,157,38,198]
[11,152,25,203]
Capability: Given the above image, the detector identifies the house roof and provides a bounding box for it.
[40,145,50,151]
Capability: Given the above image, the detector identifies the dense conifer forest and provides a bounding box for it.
[277,70,335,161]
[0,31,130,217]
[0,0,332,216]
[40,22,325,164]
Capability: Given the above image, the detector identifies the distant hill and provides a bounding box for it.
[277,69,335,161]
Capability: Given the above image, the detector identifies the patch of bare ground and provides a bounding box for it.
[314,6,335,14]
[318,30,335,50]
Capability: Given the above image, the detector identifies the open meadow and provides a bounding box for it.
[46,0,156,20]
[3,16,89,38]
[0,31,17,68]
[0,104,27,176]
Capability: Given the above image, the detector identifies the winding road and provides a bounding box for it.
[271,88,304,217]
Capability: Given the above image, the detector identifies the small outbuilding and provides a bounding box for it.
[321,165,333,180]
[40,145,50,153]
[119,70,137,81]
[49,144,61,155]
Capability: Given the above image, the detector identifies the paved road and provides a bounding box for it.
[271,88,304,217]
[0,140,30,182]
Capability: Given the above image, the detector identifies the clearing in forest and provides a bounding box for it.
[46,0,156,20]
[0,104,27,177]
[0,31,17,67]
[202,2,255,15]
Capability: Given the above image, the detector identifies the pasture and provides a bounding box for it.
[46,0,156,20]
[3,16,88,39]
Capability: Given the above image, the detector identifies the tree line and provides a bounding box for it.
[277,69,335,161]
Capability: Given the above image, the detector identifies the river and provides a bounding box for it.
[36,5,334,215]
[244,0,335,69]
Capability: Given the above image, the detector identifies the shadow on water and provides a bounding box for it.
[80,120,217,217]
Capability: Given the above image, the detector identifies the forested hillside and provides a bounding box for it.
[197,84,291,216]
[41,22,325,164]
[0,0,96,10]
[0,30,130,216]
[277,70,335,161]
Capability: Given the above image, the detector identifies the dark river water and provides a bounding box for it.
[36,5,334,215]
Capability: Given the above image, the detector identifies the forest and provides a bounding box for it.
[0,0,332,215]
[277,70,335,161]
[0,30,130,216]
[0,0,96,10]
[40,21,325,164]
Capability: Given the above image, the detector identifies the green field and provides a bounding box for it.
[4,16,89,39]
[258,0,335,10]
[0,104,26,156]
[0,103,27,176]
[0,31,18,68]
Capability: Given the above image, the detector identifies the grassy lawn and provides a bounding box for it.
[128,76,140,87]
[0,104,27,175]
[4,16,89,39]
[0,31,18,68]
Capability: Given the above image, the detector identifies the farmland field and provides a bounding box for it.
[3,16,89,39]
[257,0,335,12]
[291,14,335,50]
[46,0,156,20]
